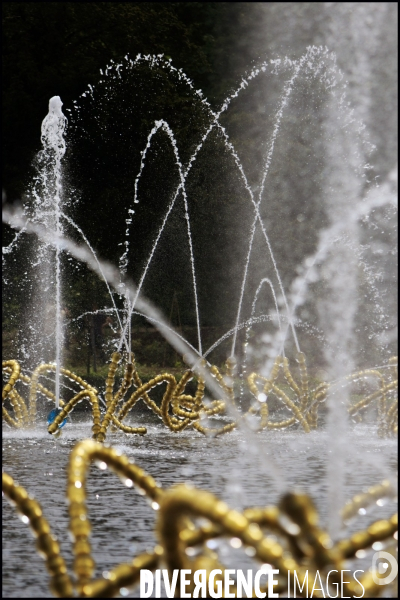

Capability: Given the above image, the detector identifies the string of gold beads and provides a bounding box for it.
[3,354,397,439]
[3,439,398,598]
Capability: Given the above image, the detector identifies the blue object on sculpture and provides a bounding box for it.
[47,408,67,429]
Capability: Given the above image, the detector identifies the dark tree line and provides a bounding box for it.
[3,3,397,369]
[3,2,262,200]
[3,2,271,364]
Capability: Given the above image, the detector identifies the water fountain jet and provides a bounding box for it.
[2,49,397,597]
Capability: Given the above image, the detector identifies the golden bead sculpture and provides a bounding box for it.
[3,354,397,439]
[2,472,74,598]
[2,439,397,598]
[341,480,398,523]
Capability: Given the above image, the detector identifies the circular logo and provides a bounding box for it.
[371,551,398,585]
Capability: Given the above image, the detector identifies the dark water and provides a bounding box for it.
[2,419,397,598]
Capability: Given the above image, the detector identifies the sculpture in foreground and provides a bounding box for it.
[2,439,398,598]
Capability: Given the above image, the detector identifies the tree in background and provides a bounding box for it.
[3,3,397,369]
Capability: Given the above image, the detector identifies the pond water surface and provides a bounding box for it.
[2,418,397,598]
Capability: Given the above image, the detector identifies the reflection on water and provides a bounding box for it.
[2,421,397,598]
